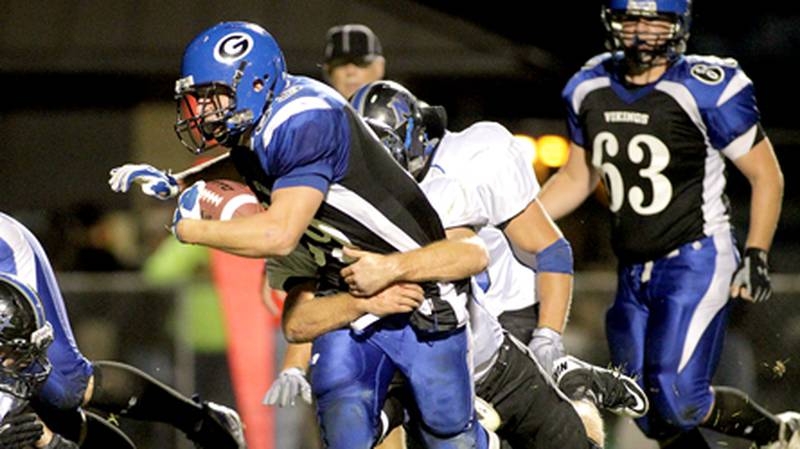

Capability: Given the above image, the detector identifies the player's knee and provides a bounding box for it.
[419,411,474,438]
[647,376,713,432]
[318,399,378,449]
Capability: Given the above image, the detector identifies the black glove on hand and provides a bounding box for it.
[0,412,44,449]
[731,247,772,303]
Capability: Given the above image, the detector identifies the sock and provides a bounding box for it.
[87,360,204,434]
[660,428,711,449]
[701,386,780,445]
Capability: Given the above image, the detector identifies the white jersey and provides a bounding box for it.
[423,122,540,317]
[419,122,541,378]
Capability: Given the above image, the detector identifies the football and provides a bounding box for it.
[199,179,263,221]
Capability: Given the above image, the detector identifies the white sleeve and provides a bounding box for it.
[474,136,540,225]
[420,175,487,230]
[266,245,319,292]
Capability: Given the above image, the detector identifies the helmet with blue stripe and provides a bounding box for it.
[602,0,692,69]
[0,273,53,399]
[351,81,446,176]
[174,22,288,154]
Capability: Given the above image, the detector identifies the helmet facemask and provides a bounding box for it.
[603,7,689,74]
[0,326,53,399]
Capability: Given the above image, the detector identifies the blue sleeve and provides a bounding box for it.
[263,108,350,193]
[702,72,761,151]
[562,83,585,147]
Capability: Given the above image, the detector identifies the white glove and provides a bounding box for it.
[528,327,565,376]
[171,181,205,241]
[262,367,312,407]
[109,163,179,199]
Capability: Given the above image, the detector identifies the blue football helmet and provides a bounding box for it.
[0,273,53,399]
[602,0,691,69]
[351,81,445,176]
[175,22,288,154]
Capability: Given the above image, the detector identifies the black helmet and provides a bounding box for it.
[0,273,53,399]
[350,81,446,176]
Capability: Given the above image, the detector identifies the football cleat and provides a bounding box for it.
[475,395,502,432]
[760,411,800,449]
[189,400,247,449]
[553,355,649,419]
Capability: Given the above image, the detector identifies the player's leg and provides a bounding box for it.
[383,325,493,449]
[86,360,244,449]
[310,328,396,449]
[605,263,651,432]
[639,234,737,447]
[477,334,597,449]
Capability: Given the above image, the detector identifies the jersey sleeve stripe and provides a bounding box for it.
[260,96,333,149]
[720,124,758,160]
[716,70,753,107]
[656,80,709,140]
[571,77,611,116]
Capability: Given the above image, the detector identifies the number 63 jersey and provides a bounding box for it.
[563,52,765,264]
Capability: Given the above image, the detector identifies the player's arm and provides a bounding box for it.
[730,136,784,302]
[731,137,783,251]
[340,227,489,297]
[175,186,323,258]
[503,199,573,333]
[281,280,425,343]
[538,142,601,220]
[502,198,573,374]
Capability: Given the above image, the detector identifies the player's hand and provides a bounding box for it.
[108,163,180,199]
[361,283,425,317]
[0,412,45,449]
[171,181,206,241]
[340,247,399,296]
[730,247,772,303]
[529,327,566,375]
[262,367,312,407]
[42,434,80,449]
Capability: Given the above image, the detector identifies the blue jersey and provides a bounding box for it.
[563,53,764,263]
[230,75,469,332]
[0,212,92,409]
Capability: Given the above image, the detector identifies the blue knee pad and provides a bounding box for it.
[411,416,489,449]
[635,373,714,438]
[317,397,379,449]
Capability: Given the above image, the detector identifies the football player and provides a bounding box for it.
[109,21,496,449]
[0,212,245,449]
[537,1,794,448]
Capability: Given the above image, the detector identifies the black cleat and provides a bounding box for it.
[553,355,649,418]
[189,400,247,449]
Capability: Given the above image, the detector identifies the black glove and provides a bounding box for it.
[42,434,80,449]
[0,412,44,449]
[731,247,772,303]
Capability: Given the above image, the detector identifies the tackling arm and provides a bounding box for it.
[538,142,601,220]
[281,281,424,343]
[339,227,489,297]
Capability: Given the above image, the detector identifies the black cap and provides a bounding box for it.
[324,24,382,66]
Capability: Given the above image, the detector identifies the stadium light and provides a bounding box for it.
[537,135,569,167]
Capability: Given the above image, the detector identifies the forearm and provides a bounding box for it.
[536,272,573,333]
[283,291,365,343]
[391,233,488,283]
[281,342,313,370]
[539,170,598,220]
[744,176,783,251]
[178,212,298,258]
